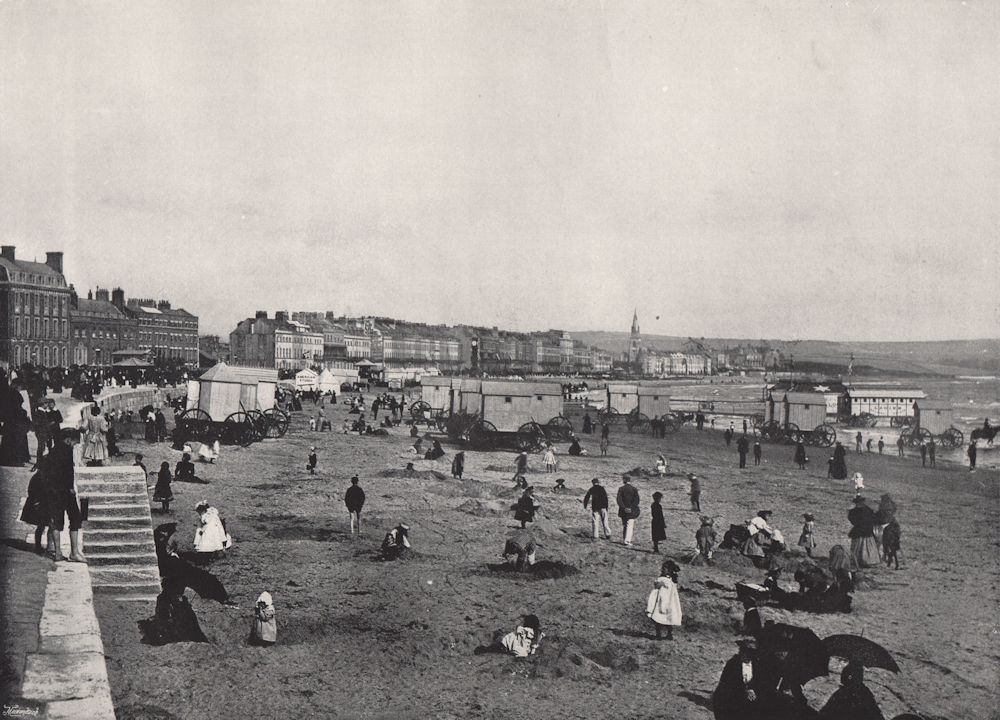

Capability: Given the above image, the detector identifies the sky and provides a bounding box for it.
[1,1,997,341]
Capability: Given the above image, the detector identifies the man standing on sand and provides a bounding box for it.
[344,475,366,534]
[878,437,884,455]
[753,438,762,466]
[920,443,927,467]
[856,431,863,454]
[928,440,936,468]
[616,475,640,546]
[736,434,749,469]
[896,436,905,458]
[583,477,612,540]
[968,440,977,471]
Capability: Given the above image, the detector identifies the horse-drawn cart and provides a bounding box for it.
[175,363,290,446]
[761,391,837,447]
[901,399,964,448]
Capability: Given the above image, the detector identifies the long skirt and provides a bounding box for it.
[82,432,108,463]
[850,535,880,568]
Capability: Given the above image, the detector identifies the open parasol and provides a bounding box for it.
[823,634,900,673]
[759,622,830,682]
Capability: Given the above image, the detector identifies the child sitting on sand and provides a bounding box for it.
[645,560,682,640]
[474,614,544,657]
[553,478,568,493]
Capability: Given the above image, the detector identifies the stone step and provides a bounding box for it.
[85,539,156,554]
[86,517,152,529]
[86,503,151,519]
[90,566,161,583]
[86,527,156,542]
[78,482,148,495]
[92,585,161,602]
[87,551,158,566]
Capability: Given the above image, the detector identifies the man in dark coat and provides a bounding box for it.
[43,431,87,562]
[583,477,612,539]
[737,434,749,469]
[650,492,666,552]
[32,398,62,467]
[345,475,366,534]
[713,638,767,720]
[616,475,640,546]
[968,440,977,471]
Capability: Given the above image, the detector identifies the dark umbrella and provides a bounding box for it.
[823,634,900,673]
[759,622,830,682]
[153,523,230,604]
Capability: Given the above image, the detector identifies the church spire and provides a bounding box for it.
[628,309,642,363]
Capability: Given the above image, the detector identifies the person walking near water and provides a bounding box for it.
[345,476,366,534]
[968,440,977,471]
[616,475,640,546]
[583,477,612,540]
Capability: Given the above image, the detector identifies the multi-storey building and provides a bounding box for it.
[229,311,323,370]
[0,246,72,368]
[122,297,199,365]
[367,319,461,369]
[70,288,135,366]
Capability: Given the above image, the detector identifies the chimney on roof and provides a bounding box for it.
[1,246,14,262]
[275,311,288,323]
[111,288,125,308]
[95,287,110,302]
[325,311,336,320]
[69,284,78,309]
[157,299,171,311]
[45,252,63,274]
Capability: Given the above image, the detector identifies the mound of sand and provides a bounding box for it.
[379,468,447,481]
[535,642,641,680]
[486,560,579,580]
[456,499,505,517]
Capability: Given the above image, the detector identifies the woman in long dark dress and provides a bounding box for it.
[793,441,807,469]
[650,492,666,553]
[153,462,173,512]
[0,402,32,467]
[848,496,880,568]
[830,442,848,480]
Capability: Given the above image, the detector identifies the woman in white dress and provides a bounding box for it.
[194,502,232,553]
[81,405,108,466]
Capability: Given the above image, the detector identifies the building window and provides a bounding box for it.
[43,346,49,365]
[504,396,512,403]
[14,346,20,365]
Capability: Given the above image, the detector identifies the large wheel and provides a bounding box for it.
[467,420,497,450]
[761,420,784,443]
[860,412,877,428]
[545,415,574,442]
[662,416,680,434]
[906,427,932,448]
[940,427,964,449]
[597,407,619,426]
[810,423,837,448]
[223,411,258,446]
[263,408,290,438]
[445,413,469,440]
[177,408,212,442]
[750,414,765,432]
[627,412,651,434]
[784,423,802,445]
[247,410,269,438]
[409,401,431,423]
[516,422,546,453]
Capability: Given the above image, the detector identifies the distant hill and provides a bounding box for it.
[571,331,1000,376]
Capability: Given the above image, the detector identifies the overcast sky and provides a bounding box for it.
[2,1,997,341]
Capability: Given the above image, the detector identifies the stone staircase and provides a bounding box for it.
[75,467,161,602]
